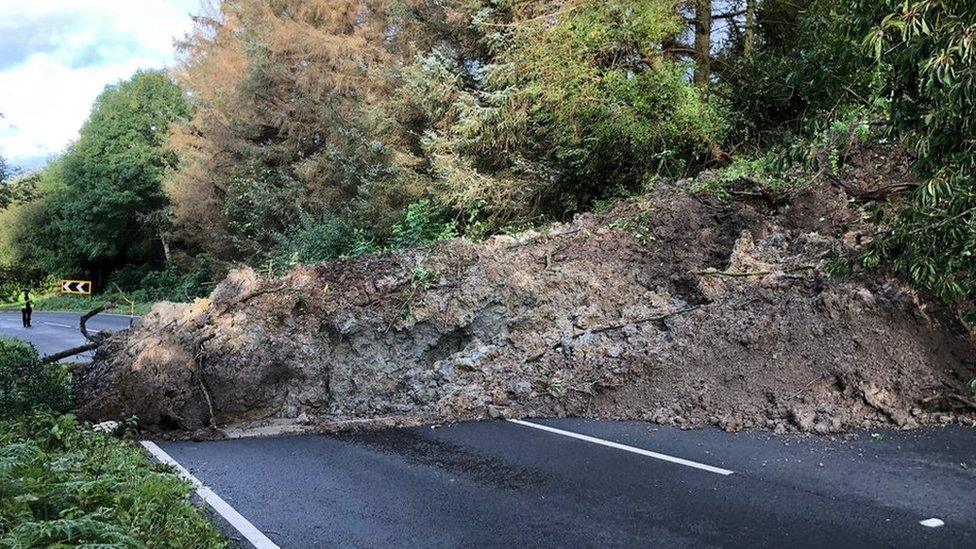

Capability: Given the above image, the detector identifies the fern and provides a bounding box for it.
[0,414,225,548]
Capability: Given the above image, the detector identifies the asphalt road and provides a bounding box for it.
[3,314,974,547]
[0,310,137,360]
[160,419,976,548]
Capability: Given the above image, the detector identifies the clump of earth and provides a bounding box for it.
[77,151,976,437]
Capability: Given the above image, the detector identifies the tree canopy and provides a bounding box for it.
[0,70,188,282]
[1,0,974,309]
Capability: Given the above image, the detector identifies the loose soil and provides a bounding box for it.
[77,168,976,437]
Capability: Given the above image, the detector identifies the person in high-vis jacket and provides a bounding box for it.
[20,289,32,328]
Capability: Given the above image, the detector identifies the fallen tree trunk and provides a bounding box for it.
[41,302,118,364]
[42,342,101,365]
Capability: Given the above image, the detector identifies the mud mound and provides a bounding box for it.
[77,182,976,435]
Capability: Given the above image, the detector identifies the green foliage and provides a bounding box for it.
[718,0,880,148]
[0,339,72,421]
[0,163,67,279]
[0,413,225,547]
[692,104,880,202]
[44,70,190,276]
[391,200,458,250]
[861,1,976,300]
[510,0,723,182]
[137,262,213,303]
[410,260,437,289]
[0,157,35,210]
[270,214,357,269]
[690,155,791,198]
[398,0,725,228]
[225,166,305,259]
[103,255,213,304]
[0,71,189,283]
[0,155,13,185]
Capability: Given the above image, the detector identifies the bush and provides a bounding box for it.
[716,0,878,150]
[106,255,214,304]
[0,413,225,547]
[139,256,213,303]
[390,200,458,250]
[862,1,976,303]
[0,339,72,420]
[270,214,357,270]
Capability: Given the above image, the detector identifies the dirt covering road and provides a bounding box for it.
[77,171,976,437]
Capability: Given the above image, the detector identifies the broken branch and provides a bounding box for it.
[41,343,100,365]
[80,302,117,343]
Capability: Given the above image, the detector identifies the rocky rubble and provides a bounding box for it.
[77,180,976,436]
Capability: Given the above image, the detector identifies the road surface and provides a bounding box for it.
[159,420,975,548]
[2,314,974,547]
[0,310,137,360]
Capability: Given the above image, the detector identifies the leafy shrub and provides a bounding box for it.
[140,256,213,303]
[224,167,306,259]
[394,0,725,230]
[0,413,225,547]
[861,1,976,302]
[718,0,878,149]
[106,255,214,304]
[0,339,72,420]
[391,201,458,250]
[270,214,357,270]
[107,264,157,293]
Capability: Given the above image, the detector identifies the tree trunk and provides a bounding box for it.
[694,0,712,86]
[744,0,757,55]
[160,230,172,265]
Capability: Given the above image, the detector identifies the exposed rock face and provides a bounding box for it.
[77,183,976,435]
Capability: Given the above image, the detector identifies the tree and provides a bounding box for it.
[0,155,24,209]
[863,0,976,302]
[166,0,429,260]
[744,0,756,55]
[693,0,712,86]
[43,70,189,279]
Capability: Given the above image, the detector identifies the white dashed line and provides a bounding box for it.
[920,518,945,528]
[506,419,735,476]
[43,322,74,329]
[140,441,280,548]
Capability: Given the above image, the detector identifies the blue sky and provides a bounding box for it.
[0,0,204,171]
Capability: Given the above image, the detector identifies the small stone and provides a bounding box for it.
[512,381,533,397]
[791,406,816,432]
[92,420,120,434]
[488,405,509,419]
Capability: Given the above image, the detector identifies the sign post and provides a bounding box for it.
[60,280,93,295]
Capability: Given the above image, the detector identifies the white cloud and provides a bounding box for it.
[0,0,203,169]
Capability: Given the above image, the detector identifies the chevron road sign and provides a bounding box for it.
[60,280,93,295]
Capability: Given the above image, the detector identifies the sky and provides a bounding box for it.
[0,0,203,171]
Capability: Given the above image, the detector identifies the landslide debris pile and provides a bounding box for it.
[78,181,976,435]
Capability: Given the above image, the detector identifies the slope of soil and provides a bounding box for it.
[77,179,976,436]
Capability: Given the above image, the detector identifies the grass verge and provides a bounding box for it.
[0,292,156,316]
[0,338,225,546]
[0,413,226,547]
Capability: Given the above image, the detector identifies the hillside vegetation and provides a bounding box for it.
[0,0,972,317]
[0,339,224,546]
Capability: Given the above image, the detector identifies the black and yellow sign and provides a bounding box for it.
[60,280,92,295]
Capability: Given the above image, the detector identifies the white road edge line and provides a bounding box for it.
[506,419,735,476]
[140,441,280,549]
